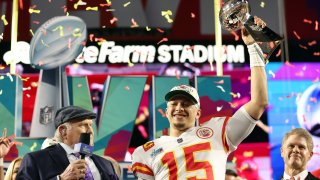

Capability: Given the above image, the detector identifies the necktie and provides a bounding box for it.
[72,153,94,180]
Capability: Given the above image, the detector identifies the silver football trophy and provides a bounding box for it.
[29,16,87,137]
[219,0,283,60]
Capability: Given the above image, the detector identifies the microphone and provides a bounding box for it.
[74,133,94,159]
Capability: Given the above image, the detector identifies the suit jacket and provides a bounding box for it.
[306,172,320,180]
[281,172,320,180]
[16,144,118,180]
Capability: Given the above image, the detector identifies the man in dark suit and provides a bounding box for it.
[17,106,119,180]
[281,128,319,180]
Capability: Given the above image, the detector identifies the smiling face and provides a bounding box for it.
[166,95,201,135]
[281,134,313,173]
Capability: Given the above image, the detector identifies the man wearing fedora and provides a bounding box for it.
[17,106,118,180]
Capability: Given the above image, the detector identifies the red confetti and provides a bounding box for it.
[308,40,317,46]
[89,34,94,42]
[298,44,308,50]
[124,86,130,90]
[157,108,166,117]
[157,37,168,45]
[285,60,295,68]
[32,21,40,24]
[191,13,195,18]
[100,3,112,7]
[110,17,118,24]
[175,69,180,80]
[310,97,317,103]
[315,20,319,31]
[131,18,138,28]
[156,28,165,33]
[19,0,23,9]
[214,80,224,84]
[293,31,301,40]
[303,19,312,24]
[231,31,240,41]
[314,52,320,56]
[276,49,282,57]
[312,77,319,83]
[186,46,195,51]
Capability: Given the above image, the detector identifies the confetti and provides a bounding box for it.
[53,25,64,36]
[268,70,275,78]
[89,34,94,41]
[123,2,131,7]
[146,26,151,31]
[100,3,112,7]
[72,28,82,37]
[1,15,8,25]
[23,86,31,91]
[30,142,37,151]
[293,31,301,40]
[0,33,3,41]
[315,20,318,31]
[29,8,41,14]
[191,13,195,18]
[303,19,312,24]
[110,17,118,24]
[0,76,4,80]
[186,46,195,51]
[161,10,173,23]
[32,21,40,24]
[209,60,214,71]
[19,0,24,9]
[275,49,282,57]
[175,69,180,79]
[131,18,139,28]
[26,94,30,98]
[6,73,13,82]
[157,28,165,33]
[260,1,265,8]
[217,106,223,112]
[86,7,98,11]
[214,79,224,84]
[308,40,317,46]
[106,9,115,12]
[298,44,308,50]
[77,83,83,88]
[231,31,240,41]
[157,108,166,117]
[128,59,134,67]
[216,85,225,92]
[310,97,317,103]
[124,85,130,90]
[157,37,168,45]
[314,52,320,56]
[0,90,2,95]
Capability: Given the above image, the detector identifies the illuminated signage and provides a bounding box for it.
[3,41,245,65]
[76,41,245,64]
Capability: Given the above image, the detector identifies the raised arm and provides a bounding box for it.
[242,16,268,120]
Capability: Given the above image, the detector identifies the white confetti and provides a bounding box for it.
[217,106,223,112]
[216,85,225,92]
[268,70,275,78]
[6,73,13,82]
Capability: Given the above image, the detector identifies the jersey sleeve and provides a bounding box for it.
[225,106,257,151]
[132,144,155,180]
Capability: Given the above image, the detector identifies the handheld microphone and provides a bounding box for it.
[74,133,94,159]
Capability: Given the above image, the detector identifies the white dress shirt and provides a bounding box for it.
[59,143,101,180]
[283,170,308,180]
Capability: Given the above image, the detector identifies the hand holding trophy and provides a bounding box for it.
[219,0,283,60]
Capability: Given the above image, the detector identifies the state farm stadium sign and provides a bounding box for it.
[75,41,245,64]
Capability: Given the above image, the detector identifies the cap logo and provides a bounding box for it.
[196,127,214,139]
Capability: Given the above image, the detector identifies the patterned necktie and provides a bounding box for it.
[72,153,94,180]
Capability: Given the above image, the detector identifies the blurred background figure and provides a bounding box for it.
[4,157,22,180]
